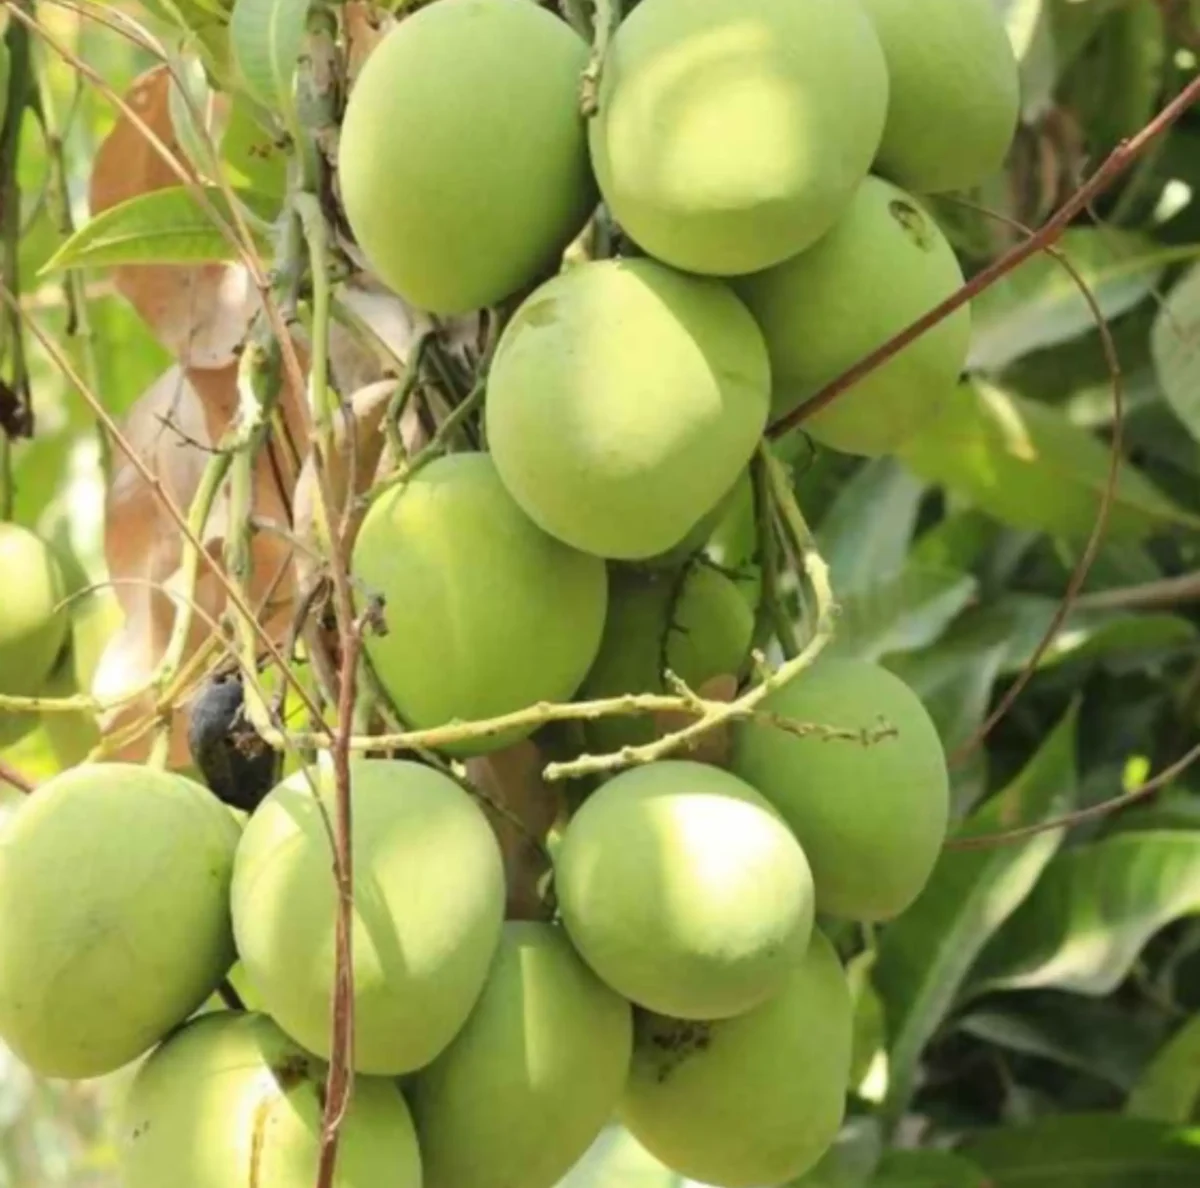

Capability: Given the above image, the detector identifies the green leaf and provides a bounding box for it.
[1128,1015,1200,1124]
[968,230,1198,371]
[897,381,1200,541]
[964,1115,1200,1186]
[975,832,1200,996]
[825,566,978,664]
[1152,262,1200,445]
[790,1119,884,1188]
[230,0,311,116]
[957,995,1159,1091]
[873,705,1079,1117]
[871,1150,988,1187]
[41,185,272,272]
[818,458,927,597]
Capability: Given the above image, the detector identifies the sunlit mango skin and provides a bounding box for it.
[736,175,970,456]
[338,0,595,314]
[554,761,814,1019]
[118,1011,422,1188]
[620,929,852,1188]
[232,758,506,1075]
[863,0,1020,194]
[589,0,889,275]
[351,452,608,756]
[732,658,950,922]
[0,763,240,1079]
[486,258,770,560]
[411,922,633,1188]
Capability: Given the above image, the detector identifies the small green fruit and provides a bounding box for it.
[863,0,1020,194]
[232,758,506,1075]
[351,453,607,756]
[411,922,633,1188]
[0,763,240,1079]
[588,0,888,275]
[486,258,770,560]
[119,1012,421,1188]
[0,522,68,699]
[737,175,970,456]
[732,659,949,921]
[620,929,852,1188]
[580,561,753,754]
[338,0,594,313]
[555,761,813,1019]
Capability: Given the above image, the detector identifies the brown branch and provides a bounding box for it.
[946,737,1200,850]
[767,72,1200,440]
[0,759,34,795]
[315,618,363,1188]
[1074,570,1200,612]
[948,218,1123,765]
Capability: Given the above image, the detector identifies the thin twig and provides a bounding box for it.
[947,738,1200,850]
[1073,570,1200,612]
[948,222,1123,765]
[767,72,1200,440]
[0,760,34,794]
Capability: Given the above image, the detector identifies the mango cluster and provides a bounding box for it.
[0,0,1020,1183]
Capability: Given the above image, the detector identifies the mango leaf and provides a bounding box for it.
[41,185,274,272]
[1128,1015,1200,1124]
[964,1115,1200,1185]
[873,706,1079,1118]
[230,0,311,115]
[818,458,927,596]
[957,995,1159,1091]
[871,1150,987,1187]
[1152,262,1200,445]
[968,230,1198,371]
[825,566,978,664]
[898,381,1200,541]
[974,832,1200,996]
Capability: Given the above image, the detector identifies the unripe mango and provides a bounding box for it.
[411,922,633,1188]
[232,758,506,1075]
[352,453,607,756]
[620,929,852,1188]
[732,658,949,921]
[338,0,595,314]
[863,0,1020,194]
[588,0,889,275]
[0,522,68,699]
[554,761,813,1019]
[737,175,970,456]
[119,1011,421,1188]
[0,763,240,1079]
[580,561,753,754]
[486,258,770,560]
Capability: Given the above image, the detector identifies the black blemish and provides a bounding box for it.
[889,200,936,252]
[270,1053,312,1091]
[636,1012,715,1084]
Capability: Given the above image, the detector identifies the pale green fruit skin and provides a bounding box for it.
[581,561,753,753]
[351,453,607,757]
[411,922,633,1188]
[732,658,949,921]
[863,0,1020,194]
[555,761,814,1019]
[486,258,771,560]
[0,763,240,1079]
[232,758,506,1074]
[338,0,594,314]
[588,0,889,275]
[0,523,68,699]
[119,1012,421,1188]
[737,175,970,457]
[620,929,852,1188]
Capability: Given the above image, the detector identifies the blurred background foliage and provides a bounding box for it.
[4,0,1200,1184]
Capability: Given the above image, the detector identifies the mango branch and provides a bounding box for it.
[766,70,1200,441]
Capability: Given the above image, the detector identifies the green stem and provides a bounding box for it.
[580,0,619,116]
[750,451,800,661]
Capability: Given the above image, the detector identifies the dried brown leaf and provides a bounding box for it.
[465,738,563,921]
[90,65,259,369]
